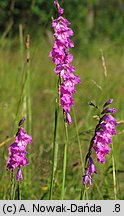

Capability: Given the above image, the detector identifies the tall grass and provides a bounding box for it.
[61,120,69,200]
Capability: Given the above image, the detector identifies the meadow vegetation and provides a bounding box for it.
[0,0,124,200]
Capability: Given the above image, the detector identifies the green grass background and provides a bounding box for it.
[0,34,124,200]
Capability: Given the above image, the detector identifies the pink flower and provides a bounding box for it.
[103,98,113,107]
[93,101,117,163]
[83,157,96,185]
[102,108,117,114]
[83,99,117,185]
[7,118,32,181]
[66,112,72,125]
[54,0,64,15]
[16,168,23,181]
[49,0,80,124]
[60,94,74,112]
[100,122,116,135]
[102,114,118,126]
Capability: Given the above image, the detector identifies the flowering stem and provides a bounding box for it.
[49,79,60,200]
[9,26,24,199]
[10,170,14,199]
[22,34,32,190]
[82,188,89,200]
[111,142,117,199]
[84,115,102,167]
[61,118,69,200]
[80,186,89,200]
[72,107,88,199]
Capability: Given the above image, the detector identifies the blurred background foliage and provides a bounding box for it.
[0,0,124,200]
[1,0,124,46]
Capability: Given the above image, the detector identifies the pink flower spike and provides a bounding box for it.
[83,99,117,186]
[7,119,32,181]
[83,157,96,186]
[49,0,80,124]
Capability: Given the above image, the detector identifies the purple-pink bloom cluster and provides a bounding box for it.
[83,99,118,185]
[49,0,80,124]
[93,103,118,164]
[83,157,96,185]
[7,122,32,181]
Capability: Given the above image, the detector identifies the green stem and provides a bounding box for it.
[86,189,89,200]
[61,120,69,200]
[26,34,32,135]
[82,187,88,200]
[10,170,14,200]
[10,24,24,200]
[82,188,89,200]
[49,93,60,200]
[112,142,117,199]
[19,24,24,73]
[80,187,88,200]
[17,182,21,200]
[11,26,25,134]
[72,107,88,200]
[26,66,32,134]
[11,66,28,134]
